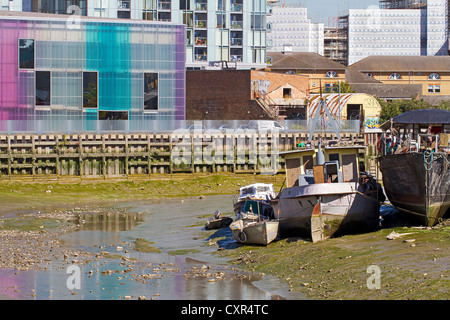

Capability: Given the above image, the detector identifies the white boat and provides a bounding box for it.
[272,142,383,242]
[230,219,279,246]
[233,183,276,219]
[237,183,276,202]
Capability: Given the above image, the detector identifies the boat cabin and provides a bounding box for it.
[379,109,450,155]
[280,145,364,188]
[238,183,276,201]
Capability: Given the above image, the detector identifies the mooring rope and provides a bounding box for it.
[423,150,450,171]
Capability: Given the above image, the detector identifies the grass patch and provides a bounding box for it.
[168,249,201,256]
[133,238,161,253]
[0,217,62,232]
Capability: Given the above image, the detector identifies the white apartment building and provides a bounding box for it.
[346,0,448,65]
[2,0,268,69]
[267,6,324,55]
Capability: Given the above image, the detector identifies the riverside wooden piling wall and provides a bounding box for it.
[0,132,362,179]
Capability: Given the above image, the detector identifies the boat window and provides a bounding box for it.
[342,154,358,182]
[257,186,270,192]
[241,187,255,195]
[302,155,313,170]
[329,153,339,164]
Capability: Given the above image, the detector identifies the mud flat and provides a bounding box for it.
[220,220,450,300]
[0,174,448,300]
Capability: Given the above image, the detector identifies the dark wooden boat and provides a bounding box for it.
[204,216,233,230]
[378,109,450,226]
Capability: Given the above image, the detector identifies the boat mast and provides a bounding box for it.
[308,80,341,141]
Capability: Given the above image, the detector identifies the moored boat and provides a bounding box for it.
[204,210,233,230]
[378,109,450,226]
[230,219,279,245]
[272,142,383,242]
[205,217,233,230]
[233,183,276,217]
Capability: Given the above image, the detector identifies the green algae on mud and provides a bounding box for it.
[219,226,450,300]
[0,174,284,214]
[133,238,162,253]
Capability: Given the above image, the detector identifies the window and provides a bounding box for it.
[180,0,190,10]
[83,72,98,109]
[117,11,130,19]
[325,71,338,78]
[428,85,441,93]
[35,71,51,106]
[303,155,313,171]
[19,39,34,69]
[183,11,193,27]
[283,88,292,98]
[144,72,158,110]
[99,111,129,120]
[389,73,402,80]
[347,104,361,120]
[365,73,374,78]
[428,73,440,80]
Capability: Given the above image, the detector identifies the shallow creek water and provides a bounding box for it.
[0,195,303,300]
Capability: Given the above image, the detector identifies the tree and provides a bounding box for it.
[377,97,449,123]
[332,81,355,93]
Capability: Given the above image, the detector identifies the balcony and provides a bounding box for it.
[230,3,243,12]
[194,37,207,46]
[230,55,242,62]
[195,2,207,11]
[158,1,171,11]
[230,21,243,29]
[117,1,130,9]
[195,19,207,28]
[230,38,242,46]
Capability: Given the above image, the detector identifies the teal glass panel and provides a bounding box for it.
[85,22,131,112]
[84,108,98,131]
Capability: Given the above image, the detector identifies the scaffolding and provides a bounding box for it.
[337,14,349,66]
[324,26,348,66]
[379,0,427,9]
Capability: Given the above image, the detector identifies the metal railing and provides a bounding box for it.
[0,119,362,134]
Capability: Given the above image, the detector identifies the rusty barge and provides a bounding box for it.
[378,109,450,226]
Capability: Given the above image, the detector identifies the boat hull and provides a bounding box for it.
[230,220,279,245]
[272,182,380,242]
[378,152,450,226]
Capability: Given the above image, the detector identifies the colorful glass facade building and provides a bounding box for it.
[0,11,186,132]
[1,0,268,70]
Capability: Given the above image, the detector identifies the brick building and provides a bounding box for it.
[186,69,309,120]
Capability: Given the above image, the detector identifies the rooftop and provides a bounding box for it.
[268,52,347,71]
[349,56,450,72]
